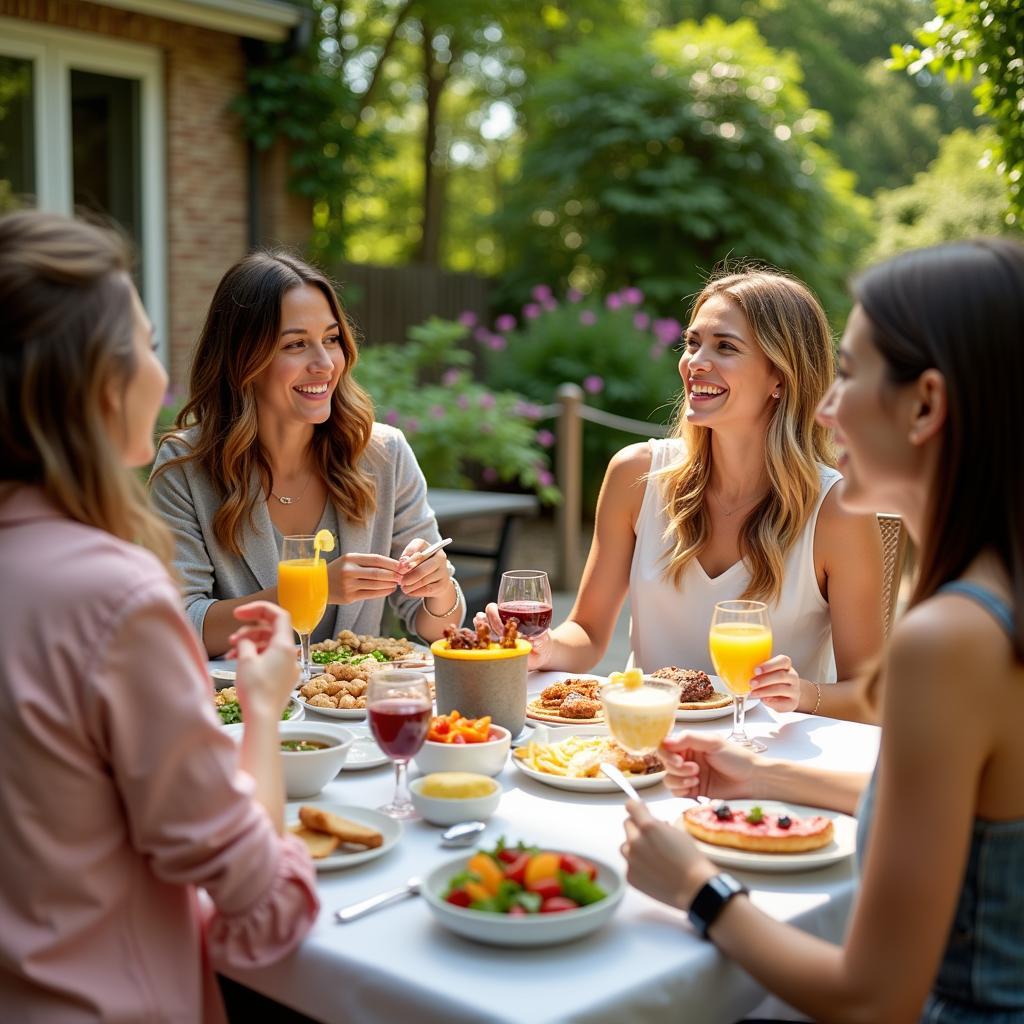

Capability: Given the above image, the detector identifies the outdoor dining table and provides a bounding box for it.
[223,671,880,1024]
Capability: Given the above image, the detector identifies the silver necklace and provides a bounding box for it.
[709,488,766,517]
[269,473,313,505]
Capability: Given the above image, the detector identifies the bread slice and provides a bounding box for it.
[298,806,383,849]
[288,824,341,859]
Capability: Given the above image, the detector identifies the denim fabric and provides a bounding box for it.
[856,584,1024,1023]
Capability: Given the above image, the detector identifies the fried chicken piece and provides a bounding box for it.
[444,625,484,650]
[500,617,519,648]
[476,618,493,648]
[558,692,602,719]
[609,742,664,775]
[337,693,357,709]
[651,666,714,704]
[307,693,338,708]
[538,678,600,706]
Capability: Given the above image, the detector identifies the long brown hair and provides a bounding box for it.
[0,210,172,562]
[855,238,1024,661]
[657,266,836,602]
[152,251,376,555]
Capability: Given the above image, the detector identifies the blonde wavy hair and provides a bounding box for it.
[152,251,376,556]
[656,267,836,603]
[0,210,172,563]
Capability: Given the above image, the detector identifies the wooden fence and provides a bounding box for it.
[333,262,491,346]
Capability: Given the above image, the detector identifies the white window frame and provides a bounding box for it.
[0,17,168,361]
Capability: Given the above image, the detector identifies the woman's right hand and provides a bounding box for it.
[474,603,552,670]
[326,553,401,605]
[228,601,300,720]
[659,731,767,801]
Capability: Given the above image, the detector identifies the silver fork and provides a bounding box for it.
[600,762,641,801]
[334,878,421,923]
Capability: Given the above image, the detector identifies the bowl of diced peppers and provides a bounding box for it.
[412,711,511,777]
[421,839,623,947]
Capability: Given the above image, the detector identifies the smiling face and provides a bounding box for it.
[816,304,920,514]
[680,293,782,431]
[252,284,345,427]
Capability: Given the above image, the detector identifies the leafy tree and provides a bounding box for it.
[892,0,1024,222]
[868,128,1023,263]
[495,18,872,319]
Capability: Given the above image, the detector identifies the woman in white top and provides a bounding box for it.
[482,266,883,721]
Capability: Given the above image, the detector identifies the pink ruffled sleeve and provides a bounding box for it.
[203,831,318,970]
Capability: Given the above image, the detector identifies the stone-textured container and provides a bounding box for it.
[429,639,532,737]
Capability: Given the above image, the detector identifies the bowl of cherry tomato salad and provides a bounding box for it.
[421,839,624,946]
[412,711,511,778]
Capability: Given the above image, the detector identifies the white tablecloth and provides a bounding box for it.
[223,672,879,1024]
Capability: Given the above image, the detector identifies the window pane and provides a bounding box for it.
[0,56,36,211]
[70,69,140,244]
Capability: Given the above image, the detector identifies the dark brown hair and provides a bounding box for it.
[855,238,1024,660]
[152,251,376,555]
[0,209,171,561]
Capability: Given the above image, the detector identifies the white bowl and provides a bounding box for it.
[277,722,354,798]
[421,850,624,946]
[216,695,304,726]
[409,775,502,826]
[412,725,511,778]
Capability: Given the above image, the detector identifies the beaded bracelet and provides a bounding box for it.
[422,577,464,619]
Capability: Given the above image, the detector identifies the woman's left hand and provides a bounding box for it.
[748,653,802,713]
[621,800,716,911]
[397,539,456,602]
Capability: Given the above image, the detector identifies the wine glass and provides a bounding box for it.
[496,570,553,639]
[366,669,433,819]
[708,600,772,752]
[278,535,328,683]
[600,673,681,755]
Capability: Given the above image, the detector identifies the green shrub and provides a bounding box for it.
[481,285,681,509]
[355,317,560,504]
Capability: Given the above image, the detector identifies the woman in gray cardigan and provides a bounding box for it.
[150,252,464,657]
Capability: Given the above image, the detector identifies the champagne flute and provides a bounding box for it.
[496,570,553,638]
[367,670,433,819]
[278,534,329,683]
[708,600,772,752]
[600,671,681,756]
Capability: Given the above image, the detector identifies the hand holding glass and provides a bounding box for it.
[278,534,329,682]
[367,670,432,819]
[708,600,772,752]
[496,570,553,638]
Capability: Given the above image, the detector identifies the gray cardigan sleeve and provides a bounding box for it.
[148,440,218,641]
[385,430,443,633]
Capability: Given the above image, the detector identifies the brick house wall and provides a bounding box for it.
[2,0,311,387]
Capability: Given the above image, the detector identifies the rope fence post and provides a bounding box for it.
[555,383,583,590]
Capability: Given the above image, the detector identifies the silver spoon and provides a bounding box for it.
[335,878,421,923]
[440,820,487,847]
[600,762,641,801]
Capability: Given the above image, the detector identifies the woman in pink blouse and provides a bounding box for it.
[0,211,318,1021]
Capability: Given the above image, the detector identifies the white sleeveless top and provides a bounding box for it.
[628,438,840,682]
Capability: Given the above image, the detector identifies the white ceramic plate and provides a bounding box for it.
[685,799,857,873]
[341,731,390,771]
[675,677,758,722]
[217,695,304,726]
[298,699,367,721]
[512,755,666,792]
[288,802,401,871]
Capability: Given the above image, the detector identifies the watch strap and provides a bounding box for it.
[688,872,749,940]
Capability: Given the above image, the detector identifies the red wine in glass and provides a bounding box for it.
[497,601,553,638]
[496,570,553,639]
[368,698,431,761]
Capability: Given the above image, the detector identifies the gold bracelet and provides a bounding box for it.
[809,682,823,716]
[422,577,463,619]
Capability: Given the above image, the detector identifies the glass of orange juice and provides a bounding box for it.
[278,534,330,681]
[708,600,771,752]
